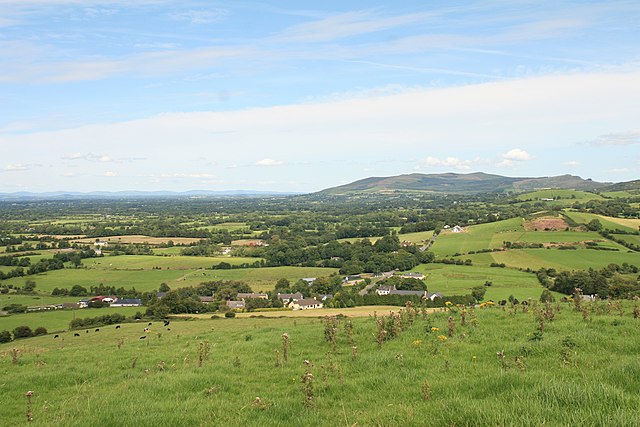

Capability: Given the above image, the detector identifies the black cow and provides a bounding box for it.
[74,333,80,337]
[139,336,147,340]
[148,322,152,326]
[54,334,59,338]
[115,325,121,329]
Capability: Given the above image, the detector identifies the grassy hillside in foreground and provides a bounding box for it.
[2,303,640,426]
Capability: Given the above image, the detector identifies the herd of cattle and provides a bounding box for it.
[53,319,171,339]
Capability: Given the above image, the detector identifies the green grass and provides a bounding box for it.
[600,191,635,198]
[612,234,640,246]
[469,248,640,271]
[1,266,339,294]
[82,254,261,270]
[2,303,640,426]
[517,189,603,202]
[414,263,546,300]
[431,217,524,256]
[564,211,639,233]
[0,306,141,332]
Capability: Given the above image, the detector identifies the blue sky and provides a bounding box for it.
[0,0,639,192]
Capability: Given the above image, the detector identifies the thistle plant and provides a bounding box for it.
[573,288,583,312]
[377,329,387,350]
[198,341,210,367]
[460,309,467,326]
[323,316,338,350]
[633,302,639,320]
[25,390,33,422]
[282,333,289,363]
[274,349,281,367]
[344,320,354,344]
[447,316,455,337]
[11,348,20,365]
[351,345,357,361]
[301,369,314,407]
[497,350,508,371]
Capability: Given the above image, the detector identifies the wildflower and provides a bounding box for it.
[437,335,448,341]
[445,301,453,306]
[472,355,477,362]
[412,339,423,348]
[431,327,440,331]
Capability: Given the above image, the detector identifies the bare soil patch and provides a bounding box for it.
[524,216,569,231]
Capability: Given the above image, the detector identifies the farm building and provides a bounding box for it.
[110,298,142,307]
[277,292,303,303]
[237,292,269,300]
[227,300,245,310]
[400,272,425,280]
[290,298,323,310]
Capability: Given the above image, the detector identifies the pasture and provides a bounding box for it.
[516,189,603,202]
[430,217,524,256]
[2,303,640,426]
[472,248,640,271]
[72,235,203,245]
[0,306,141,332]
[415,264,546,301]
[564,212,639,233]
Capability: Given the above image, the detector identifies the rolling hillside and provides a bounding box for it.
[321,172,606,195]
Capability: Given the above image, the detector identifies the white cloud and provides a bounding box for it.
[502,148,532,161]
[255,158,284,166]
[608,168,629,173]
[588,129,640,146]
[4,163,29,171]
[422,156,473,170]
[563,160,580,166]
[104,171,117,177]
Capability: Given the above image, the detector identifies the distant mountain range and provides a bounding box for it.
[319,172,634,195]
[0,190,299,201]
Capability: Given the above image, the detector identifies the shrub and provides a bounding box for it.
[33,326,48,336]
[224,311,236,318]
[0,330,12,343]
[12,325,33,339]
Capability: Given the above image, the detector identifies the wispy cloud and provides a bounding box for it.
[103,171,117,177]
[62,152,144,162]
[169,9,229,25]
[277,10,433,42]
[588,129,640,146]
[496,148,533,167]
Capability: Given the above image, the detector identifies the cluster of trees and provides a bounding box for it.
[0,326,48,343]
[536,263,639,297]
[69,313,127,329]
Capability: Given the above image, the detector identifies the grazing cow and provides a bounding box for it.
[166,328,171,331]
[163,320,170,327]
[139,336,146,340]
[86,330,89,333]
[54,334,59,339]
[115,325,121,329]
[95,328,100,332]
[143,327,150,333]
[148,322,152,326]
[74,333,80,337]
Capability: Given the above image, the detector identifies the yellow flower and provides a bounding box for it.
[472,355,477,361]
[412,339,423,348]
[445,301,453,306]
[437,335,447,341]
[431,327,439,331]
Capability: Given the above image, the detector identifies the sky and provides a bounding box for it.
[0,0,639,193]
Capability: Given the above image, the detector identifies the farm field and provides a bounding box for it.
[72,235,203,245]
[3,304,640,426]
[1,265,340,294]
[431,217,524,256]
[413,264,546,301]
[613,234,640,246]
[81,254,261,270]
[489,230,610,247]
[564,212,639,233]
[516,189,603,202]
[0,306,141,332]
[170,266,340,292]
[472,248,640,271]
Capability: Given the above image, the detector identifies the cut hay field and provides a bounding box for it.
[414,264,546,301]
[170,266,340,292]
[72,235,203,245]
[3,303,640,426]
